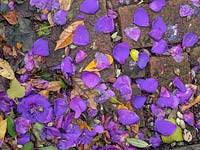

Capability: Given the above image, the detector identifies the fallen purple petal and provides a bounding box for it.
[80,0,99,14]
[53,10,67,25]
[75,50,87,64]
[94,16,114,33]
[133,7,149,27]
[182,32,198,47]
[155,119,176,136]
[173,77,187,92]
[179,4,194,17]
[151,39,168,54]
[136,78,158,93]
[118,109,140,125]
[31,38,49,56]
[149,0,166,12]
[137,51,150,69]
[73,25,90,46]
[132,95,146,109]
[124,26,141,42]
[183,111,194,126]
[82,71,100,89]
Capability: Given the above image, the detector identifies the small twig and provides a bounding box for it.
[137,0,144,5]
[181,96,200,112]
[35,25,54,32]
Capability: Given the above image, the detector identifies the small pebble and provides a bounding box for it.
[177,111,183,119]
[183,129,192,142]
[174,68,180,76]
[179,120,186,129]
[176,118,181,125]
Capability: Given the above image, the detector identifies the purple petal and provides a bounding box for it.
[182,32,198,47]
[149,0,166,12]
[133,7,149,27]
[118,109,140,125]
[94,124,104,133]
[75,50,87,64]
[160,87,170,97]
[24,53,34,71]
[61,56,75,79]
[183,111,194,126]
[54,98,67,117]
[94,16,114,33]
[137,51,150,69]
[151,39,168,54]
[17,133,30,145]
[53,10,67,25]
[176,86,194,104]
[179,4,194,17]
[157,94,180,109]
[82,71,100,89]
[14,117,31,136]
[168,45,183,62]
[151,104,166,118]
[155,119,176,136]
[136,78,158,93]
[95,52,111,70]
[95,89,115,103]
[173,77,187,92]
[73,25,90,46]
[80,0,99,14]
[108,9,118,19]
[112,42,130,64]
[149,29,163,41]
[31,38,49,56]
[132,95,146,109]
[149,135,162,148]
[69,97,87,119]
[41,127,61,140]
[124,26,141,41]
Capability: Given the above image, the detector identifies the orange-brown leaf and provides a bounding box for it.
[2,11,18,25]
[46,81,62,91]
[0,118,7,139]
[59,0,73,11]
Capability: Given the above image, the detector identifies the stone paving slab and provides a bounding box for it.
[118,0,200,48]
[149,53,191,86]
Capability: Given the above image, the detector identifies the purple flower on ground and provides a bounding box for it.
[132,95,146,109]
[151,39,168,54]
[108,9,118,19]
[82,71,100,89]
[149,135,162,148]
[95,89,115,103]
[149,0,166,12]
[190,0,200,7]
[14,117,31,136]
[137,51,150,69]
[17,94,54,123]
[118,109,140,125]
[155,119,176,136]
[87,108,98,117]
[179,4,194,17]
[124,26,141,42]
[183,111,194,126]
[80,0,99,14]
[182,32,198,47]
[54,98,67,117]
[112,42,130,64]
[73,25,90,46]
[62,113,73,130]
[169,45,183,62]
[31,38,49,56]
[95,16,114,33]
[95,52,111,70]
[173,77,187,92]
[113,75,132,100]
[0,91,14,114]
[69,97,87,119]
[136,78,158,93]
[151,104,166,118]
[8,1,14,10]
[133,7,149,27]
[77,129,97,145]
[61,56,75,79]
[53,10,67,25]
[176,86,194,104]
[94,124,104,133]
[17,133,30,145]
[19,74,29,83]
[41,127,61,140]
[75,50,87,64]
[30,0,59,11]
[41,14,48,20]
[24,52,35,71]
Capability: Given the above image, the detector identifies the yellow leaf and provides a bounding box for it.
[0,118,7,139]
[0,58,15,80]
[130,49,139,62]
[59,0,73,11]
[55,21,84,51]
[84,54,113,72]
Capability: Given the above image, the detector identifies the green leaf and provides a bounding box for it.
[162,118,183,143]
[7,78,25,99]
[109,96,122,104]
[127,138,149,148]
[39,146,57,150]
[37,24,51,37]
[59,78,67,89]
[6,115,16,138]
[22,142,34,150]
[32,123,44,141]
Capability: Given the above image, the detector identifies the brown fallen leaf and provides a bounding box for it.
[0,116,7,140]
[71,76,97,109]
[47,12,55,26]
[46,81,62,91]
[55,21,84,51]
[0,58,15,80]
[2,11,18,25]
[59,0,73,11]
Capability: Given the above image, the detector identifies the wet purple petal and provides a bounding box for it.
[118,109,140,125]
[179,4,194,17]
[149,0,166,12]
[54,98,67,117]
[182,32,198,47]
[133,7,149,27]
[151,104,166,118]
[149,135,162,148]
[136,78,158,93]
[151,39,168,54]
[155,119,176,136]
[173,77,187,92]
[80,0,99,14]
[31,38,49,56]
[132,95,146,109]
[75,50,87,64]
[137,51,150,69]
[53,10,67,25]
[124,26,141,42]
[82,71,100,89]
[14,117,31,136]
[95,52,111,70]
[169,45,183,62]
[69,97,87,119]
[183,111,194,126]
[61,56,75,79]
[95,16,114,33]
[112,42,130,64]
[73,25,90,46]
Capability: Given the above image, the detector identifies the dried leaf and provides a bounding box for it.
[55,21,84,51]
[71,77,97,109]
[59,0,73,11]
[2,11,18,25]
[46,81,62,91]
[39,90,49,98]
[84,54,113,72]
[0,58,15,80]
[126,138,149,148]
[0,117,7,139]
[47,13,55,26]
